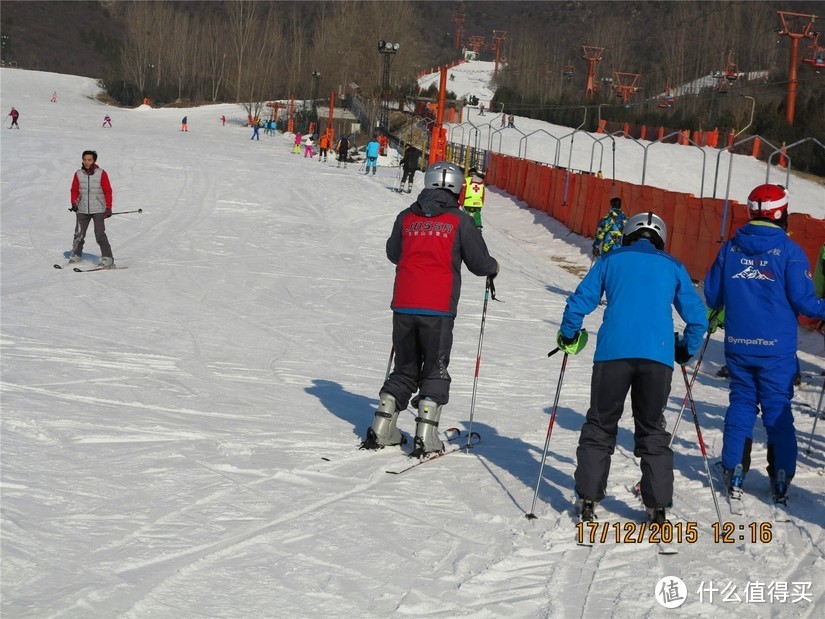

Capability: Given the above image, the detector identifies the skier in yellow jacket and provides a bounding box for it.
[462,168,486,230]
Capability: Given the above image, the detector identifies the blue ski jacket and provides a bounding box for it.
[561,239,708,366]
[366,140,380,158]
[704,221,825,357]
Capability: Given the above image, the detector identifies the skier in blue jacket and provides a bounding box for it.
[558,212,708,524]
[704,184,825,506]
[365,136,380,175]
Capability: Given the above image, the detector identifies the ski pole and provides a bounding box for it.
[526,351,569,520]
[804,374,825,456]
[110,209,143,216]
[669,328,712,446]
[384,345,395,382]
[465,276,492,451]
[681,364,723,524]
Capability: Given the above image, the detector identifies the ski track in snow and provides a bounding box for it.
[2,65,824,618]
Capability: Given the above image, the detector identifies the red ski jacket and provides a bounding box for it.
[387,189,498,316]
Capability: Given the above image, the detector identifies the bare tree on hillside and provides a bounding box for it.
[120,1,159,96]
[228,0,259,102]
[198,14,228,102]
[167,9,192,101]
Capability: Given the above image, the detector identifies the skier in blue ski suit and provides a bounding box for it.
[365,137,380,175]
[559,212,707,523]
[704,184,825,502]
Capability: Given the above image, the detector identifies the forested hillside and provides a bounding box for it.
[2,0,823,173]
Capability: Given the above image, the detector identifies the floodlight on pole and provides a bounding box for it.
[378,40,400,132]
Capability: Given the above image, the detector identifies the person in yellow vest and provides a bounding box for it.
[462,168,485,230]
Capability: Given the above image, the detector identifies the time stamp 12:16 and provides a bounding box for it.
[575,521,773,545]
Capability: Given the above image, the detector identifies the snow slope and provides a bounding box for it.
[1,67,824,618]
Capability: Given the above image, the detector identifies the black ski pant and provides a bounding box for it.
[72,212,112,259]
[401,168,416,185]
[574,359,674,509]
[382,313,454,409]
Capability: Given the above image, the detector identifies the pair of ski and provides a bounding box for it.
[54,263,125,272]
[576,508,679,554]
[384,429,480,475]
[713,462,791,523]
[576,484,678,555]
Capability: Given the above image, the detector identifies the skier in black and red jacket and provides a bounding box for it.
[361,161,499,457]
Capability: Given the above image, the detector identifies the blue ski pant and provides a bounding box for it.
[721,352,798,480]
[366,156,377,171]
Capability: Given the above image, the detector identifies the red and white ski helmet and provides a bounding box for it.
[746,184,788,221]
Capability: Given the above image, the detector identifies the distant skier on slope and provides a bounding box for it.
[398,145,420,193]
[361,162,499,457]
[365,135,380,175]
[336,135,349,168]
[461,167,486,230]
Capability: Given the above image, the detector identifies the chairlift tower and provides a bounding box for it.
[581,45,605,99]
[612,72,641,104]
[468,35,487,55]
[492,29,506,78]
[777,10,818,125]
[723,50,739,82]
[452,9,464,51]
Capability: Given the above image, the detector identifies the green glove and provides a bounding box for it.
[556,329,588,355]
[707,307,725,334]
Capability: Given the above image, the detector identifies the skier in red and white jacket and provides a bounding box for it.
[69,150,115,268]
[361,161,499,457]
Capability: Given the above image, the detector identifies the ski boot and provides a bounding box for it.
[99,257,115,269]
[360,393,406,450]
[771,469,789,505]
[646,506,669,525]
[409,398,444,458]
[68,254,81,264]
[406,182,412,194]
[576,498,598,522]
[723,464,745,500]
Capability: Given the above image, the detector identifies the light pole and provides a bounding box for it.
[311,70,321,132]
[378,40,400,133]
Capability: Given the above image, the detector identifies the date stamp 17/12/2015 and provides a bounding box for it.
[575,521,773,545]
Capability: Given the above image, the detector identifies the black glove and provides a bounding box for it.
[70,203,78,212]
[489,261,500,280]
[674,333,691,366]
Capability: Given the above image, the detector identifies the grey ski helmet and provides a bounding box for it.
[423,161,464,196]
[622,211,667,250]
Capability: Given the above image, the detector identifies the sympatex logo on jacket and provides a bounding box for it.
[387,189,497,317]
